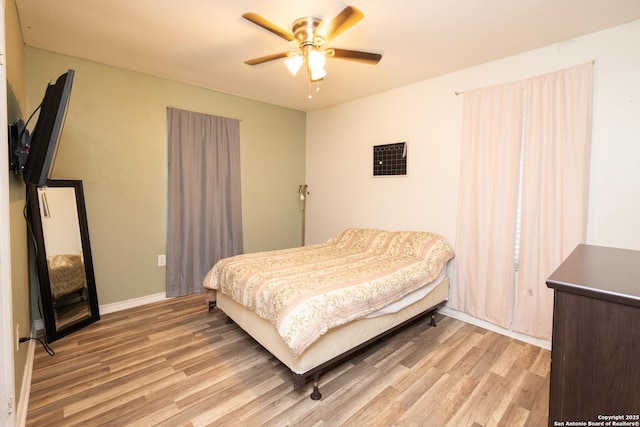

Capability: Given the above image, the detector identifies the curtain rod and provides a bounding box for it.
[453,60,595,96]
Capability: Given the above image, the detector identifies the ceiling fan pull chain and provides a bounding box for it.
[307,80,321,99]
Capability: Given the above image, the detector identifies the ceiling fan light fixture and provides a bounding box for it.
[307,48,326,69]
[310,64,327,81]
[307,48,327,81]
[242,6,380,89]
[285,54,304,75]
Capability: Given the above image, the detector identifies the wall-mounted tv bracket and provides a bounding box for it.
[8,118,31,173]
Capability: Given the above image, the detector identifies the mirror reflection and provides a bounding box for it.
[38,186,91,329]
[27,180,100,342]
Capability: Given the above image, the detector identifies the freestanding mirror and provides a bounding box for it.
[26,179,99,342]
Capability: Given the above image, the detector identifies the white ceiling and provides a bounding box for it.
[15,0,640,112]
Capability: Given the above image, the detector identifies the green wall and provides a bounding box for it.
[25,47,306,305]
[5,0,29,406]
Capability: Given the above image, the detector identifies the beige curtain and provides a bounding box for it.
[513,63,593,338]
[166,107,243,297]
[450,81,525,329]
[451,63,593,339]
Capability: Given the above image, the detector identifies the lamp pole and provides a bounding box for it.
[298,184,308,246]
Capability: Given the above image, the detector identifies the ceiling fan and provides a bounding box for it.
[242,6,382,83]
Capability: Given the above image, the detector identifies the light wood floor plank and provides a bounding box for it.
[342,385,405,426]
[27,294,550,426]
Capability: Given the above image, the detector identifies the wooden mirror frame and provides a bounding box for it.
[26,179,100,342]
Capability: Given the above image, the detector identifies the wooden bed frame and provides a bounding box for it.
[211,276,450,400]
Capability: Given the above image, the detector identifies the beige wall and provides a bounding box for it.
[306,20,640,253]
[305,20,640,347]
[5,0,30,408]
[24,47,306,305]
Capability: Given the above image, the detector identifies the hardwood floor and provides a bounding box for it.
[26,294,550,426]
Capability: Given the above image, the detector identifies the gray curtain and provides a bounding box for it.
[166,107,243,297]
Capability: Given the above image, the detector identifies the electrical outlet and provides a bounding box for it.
[16,324,20,352]
[157,254,166,267]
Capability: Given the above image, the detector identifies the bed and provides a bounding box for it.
[47,254,87,304]
[202,228,454,399]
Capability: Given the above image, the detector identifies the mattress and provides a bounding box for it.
[217,275,449,375]
[204,228,455,355]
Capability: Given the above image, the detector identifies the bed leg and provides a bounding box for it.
[292,373,306,392]
[430,311,437,327]
[310,372,322,401]
[208,301,216,312]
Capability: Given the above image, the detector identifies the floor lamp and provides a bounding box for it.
[298,184,308,246]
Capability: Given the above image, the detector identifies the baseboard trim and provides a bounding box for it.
[439,306,551,350]
[16,325,37,427]
[31,294,550,351]
[32,293,169,332]
[99,292,167,315]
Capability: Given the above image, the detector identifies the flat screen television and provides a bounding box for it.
[20,69,75,186]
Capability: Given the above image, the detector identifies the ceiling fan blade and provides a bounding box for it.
[325,48,382,65]
[242,12,294,42]
[244,52,291,66]
[319,6,364,44]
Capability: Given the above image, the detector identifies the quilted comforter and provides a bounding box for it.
[48,254,86,301]
[203,228,454,355]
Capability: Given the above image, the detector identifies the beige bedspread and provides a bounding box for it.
[203,228,454,355]
[48,254,86,301]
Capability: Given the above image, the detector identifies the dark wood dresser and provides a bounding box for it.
[546,244,640,426]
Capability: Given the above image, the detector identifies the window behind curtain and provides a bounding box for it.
[451,62,593,339]
[166,107,243,297]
